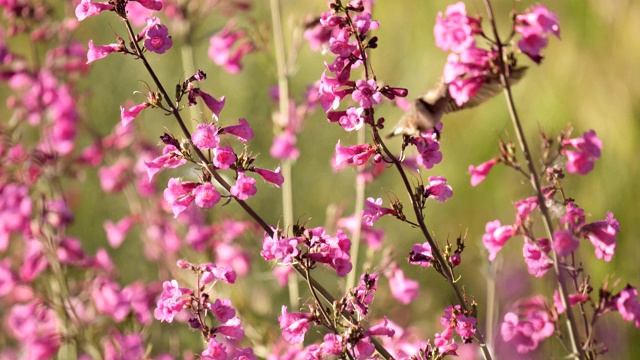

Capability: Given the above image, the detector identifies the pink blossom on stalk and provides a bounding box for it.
[354,337,375,359]
[338,106,365,131]
[469,157,499,186]
[514,197,538,227]
[328,28,357,58]
[135,0,163,11]
[411,134,442,169]
[102,331,145,360]
[144,24,172,55]
[103,216,136,248]
[163,178,198,217]
[120,101,149,127]
[614,286,640,328]
[200,263,237,285]
[562,130,602,175]
[216,317,245,340]
[561,201,586,231]
[210,298,236,323]
[252,166,284,188]
[221,118,254,142]
[92,277,130,322]
[279,305,312,344]
[387,266,419,305]
[500,298,555,354]
[0,183,32,252]
[193,183,221,209]
[516,28,549,64]
[230,172,257,200]
[144,145,186,181]
[208,23,255,74]
[483,220,516,261]
[434,2,481,52]
[434,327,458,355]
[0,259,17,297]
[425,176,453,202]
[190,88,225,120]
[455,314,477,341]
[75,0,113,21]
[154,279,192,323]
[352,79,382,108]
[552,229,579,258]
[270,129,300,161]
[6,301,60,359]
[19,240,48,282]
[304,20,334,51]
[213,145,237,169]
[125,1,155,26]
[515,5,560,63]
[523,238,553,278]
[553,290,589,315]
[191,123,219,150]
[353,12,379,34]
[261,229,300,264]
[333,141,375,170]
[362,197,394,226]
[408,242,433,268]
[98,158,131,193]
[87,40,121,64]
[582,212,619,262]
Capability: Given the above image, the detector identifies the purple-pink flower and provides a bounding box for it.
[515,5,560,64]
[212,145,236,169]
[221,118,254,143]
[230,172,257,200]
[582,212,619,262]
[193,183,221,209]
[252,167,284,188]
[191,123,220,150]
[362,197,394,226]
[120,102,149,127]
[469,157,499,187]
[278,305,312,344]
[408,242,433,268]
[552,229,579,258]
[87,40,121,64]
[352,79,382,108]
[483,220,516,261]
[562,130,602,175]
[144,24,172,54]
[334,141,375,170]
[154,279,192,323]
[425,176,453,202]
[523,238,553,278]
[434,2,481,52]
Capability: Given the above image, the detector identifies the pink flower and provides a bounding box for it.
[193,183,221,209]
[279,305,312,344]
[210,298,236,323]
[153,279,192,323]
[425,176,453,202]
[103,216,136,248]
[253,166,284,188]
[352,79,382,108]
[201,338,226,359]
[434,2,481,52]
[354,337,375,359]
[191,123,219,150]
[410,133,442,169]
[334,140,375,170]
[144,24,172,54]
[408,242,433,268]
[501,297,555,354]
[561,201,586,232]
[387,266,419,305]
[103,332,145,360]
[136,0,163,11]
[230,172,257,200]
[434,327,458,355]
[75,0,113,21]
[614,286,640,328]
[552,229,579,257]
[328,28,357,58]
[523,238,553,278]
[514,197,538,227]
[144,144,186,181]
[361,197,394,226]
[261,229,300,264]
[553,290,589,315]
[87,40,121,64]
[208,23,255,74]
[213,145,236,169]
[98,158,131,193]
[0,183,32,251]
[455,314,477,341]
[353,12,379,34]
[270,130,300,161]
[92,277,130,322]
[193,89,225,119]
[562,130,602,175]
[338,106,365,131]
[515,5,560,64]
[469,157,499,186]
[163,178,198,217]
[516,29,549,64]
[216,317,245,339]
[483,220,516,261]
[582,212,619,262]
[221,118,254,143]
[120,102,149,127]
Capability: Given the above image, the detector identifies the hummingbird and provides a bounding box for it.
[386,67,528,139]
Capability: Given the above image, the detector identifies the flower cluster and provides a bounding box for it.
[500,296,555,354]
[262,225,352,277]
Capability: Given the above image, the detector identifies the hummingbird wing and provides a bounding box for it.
[442,67,528,114]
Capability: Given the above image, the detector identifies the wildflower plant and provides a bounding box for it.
[0,0,638,359]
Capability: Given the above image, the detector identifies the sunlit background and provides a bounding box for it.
[5,0,639,358]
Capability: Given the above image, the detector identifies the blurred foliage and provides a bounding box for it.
[6,0,637,358]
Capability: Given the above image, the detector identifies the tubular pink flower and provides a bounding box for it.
[469,157,499,186]
[425,176,453,202]
[552,229,579,257]
[163,178,198,217]
[338,106,365,131]
[514,196,538,227]
[135,0,163,11]
[195,89,225,119]
[279,305,312,344]
[210,298,236,323]
[144,145,186,181]
[103,216,136,248]
[230,172,257,200]
[562,130,602,175]
[154,280,191,323]
[212,145,236,169]
[434,2,481,52]
[144,24,172,54]
[523,238,553,277]
[221,118,254,143]
[352,79,381,108]
[408,242,433,268]
[193,183,221,209]
[270,130,300,161]
[191,123,219,150]
[483,220,516,261]
[253,166,284,188]
[361,197,394,226]
[120,102,149,127]
[582,212,619,262]
[411,133,442,169]
[87,40,121,64]
[75,0,113,21]
[98,158,131,193]
[387,266,419,305]
[334,140,375,170]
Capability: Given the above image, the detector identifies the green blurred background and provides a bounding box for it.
[56,0,640,358]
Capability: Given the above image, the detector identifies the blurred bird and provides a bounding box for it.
[386,67,528,139]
